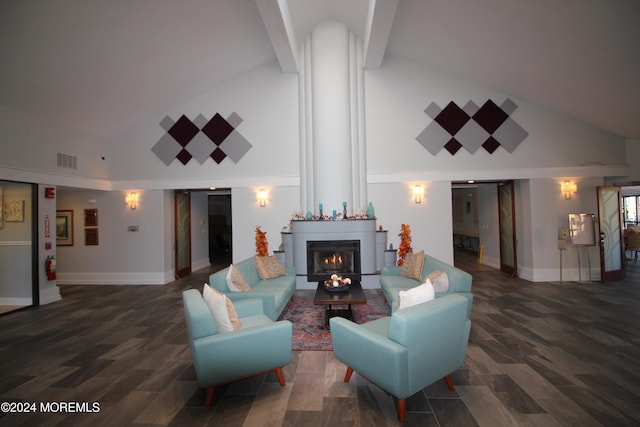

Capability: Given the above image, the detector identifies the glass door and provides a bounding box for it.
[498,181,517,276]
[174,191,191,279]
[597,186,624,282]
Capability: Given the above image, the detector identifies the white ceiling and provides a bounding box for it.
[1,0,639,141]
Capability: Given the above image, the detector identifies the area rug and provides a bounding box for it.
[278,289,391,351]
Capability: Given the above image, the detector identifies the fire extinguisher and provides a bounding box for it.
[45,256,57,281]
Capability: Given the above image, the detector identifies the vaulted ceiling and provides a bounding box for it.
[1,0,639,141]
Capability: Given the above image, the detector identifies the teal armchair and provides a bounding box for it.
[182,289,293,409]
[330,294,471,423]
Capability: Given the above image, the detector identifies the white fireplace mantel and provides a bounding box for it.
[285,219,385,289]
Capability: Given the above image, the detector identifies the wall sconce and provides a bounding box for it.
[125,192,138,210]
[413,185,424,204]
[258,189,267,207]
[561,181,577,199]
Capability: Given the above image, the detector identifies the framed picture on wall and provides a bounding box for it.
[56,210,74,246]
[4,200,25,222]
[0,186,3,229]
[85,228,99,246]
[84,208,98,226]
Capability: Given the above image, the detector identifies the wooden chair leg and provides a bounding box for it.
[344,367,354,383]
[275,367,286,387]
[444,374,455,391]
[397,398,406,423]
[205,386,215,410]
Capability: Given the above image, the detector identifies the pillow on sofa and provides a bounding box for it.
[400,250,424,281]
[226,264,252,292]
[426,270,449,292]
[203,284,242,333]
[397,279,435,310]
[254,255,286,280]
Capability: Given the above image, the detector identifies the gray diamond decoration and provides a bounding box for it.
[152,133,182,165]
[463,100,479,116]
[159,115,175,132]
[193,114,209,129]
[416,121,450,155]
[493,117,528,153]
[456,119,489,154]
[501,98,518,115]
[219,129,252,163]
[187,132,216,164]
[424,102,442,120]
[226,112,243,128]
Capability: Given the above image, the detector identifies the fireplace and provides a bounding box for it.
[306,240,361,282]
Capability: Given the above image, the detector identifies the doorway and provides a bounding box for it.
[208,190,232,267]
[452,180,518,276]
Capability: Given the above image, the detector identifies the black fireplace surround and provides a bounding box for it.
[306,240,361,282]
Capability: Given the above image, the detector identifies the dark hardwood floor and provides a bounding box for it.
[1,252,639,426]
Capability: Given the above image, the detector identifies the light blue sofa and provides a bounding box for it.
[330,294,472,423]
[182,289,292,409]
[380,253,473,317]
[208,257,296,321]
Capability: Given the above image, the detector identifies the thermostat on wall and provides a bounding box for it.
[127,225,139,232]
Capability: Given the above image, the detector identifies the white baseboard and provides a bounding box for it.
[56,272,169,285]
[0,297,32,306]
[40,286,62,304]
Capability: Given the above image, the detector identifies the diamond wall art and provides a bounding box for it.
[152,112,252,165]
[416,99,528,155]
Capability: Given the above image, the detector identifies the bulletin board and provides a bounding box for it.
[569,213,596,246]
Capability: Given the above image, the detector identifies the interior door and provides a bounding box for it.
[498,181,517,276]
[597,186,625,282]
[174,191,191,279]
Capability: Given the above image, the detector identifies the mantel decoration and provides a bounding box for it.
[324,274,352,292]
[290,202,375,222]
[255,226,269,256]
[397,223,413,266]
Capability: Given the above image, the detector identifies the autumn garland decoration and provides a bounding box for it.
[255,226,269,257]
[397,223,413,266]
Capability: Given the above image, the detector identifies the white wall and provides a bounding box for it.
[230,186,301,262]
[55,189,169,284]
[477,184,500,269]
[107,62,300,188]
[0,105,109,182]
[364,57,628,179]
[369,181,454,265]
[1,56,636,289]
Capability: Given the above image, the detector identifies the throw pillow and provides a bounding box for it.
[400,250,424,281]
[426,270,450,292]
[226,264,252,292]
[254,255,286,280]
[202,284,242,333]
[397,279,435,310]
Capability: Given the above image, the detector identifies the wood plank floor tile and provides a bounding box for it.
[0,251,638,426]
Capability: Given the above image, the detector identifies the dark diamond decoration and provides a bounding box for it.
[417,98,527,155]
[473,100,508,134]
[154,112,252,165]
[202,113,234,146]
[176,149,193,165]
[444,138,463,155]
[435,102,470,135]
[210,147,227,164]
[168,115,199,147]
[482,136,501,154]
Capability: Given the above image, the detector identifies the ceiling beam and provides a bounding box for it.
[363,0,398,68]
[255,0,299,73]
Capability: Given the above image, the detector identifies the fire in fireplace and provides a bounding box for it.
[306,240,361,282]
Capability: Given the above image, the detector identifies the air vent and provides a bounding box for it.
[57,153,78,170]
